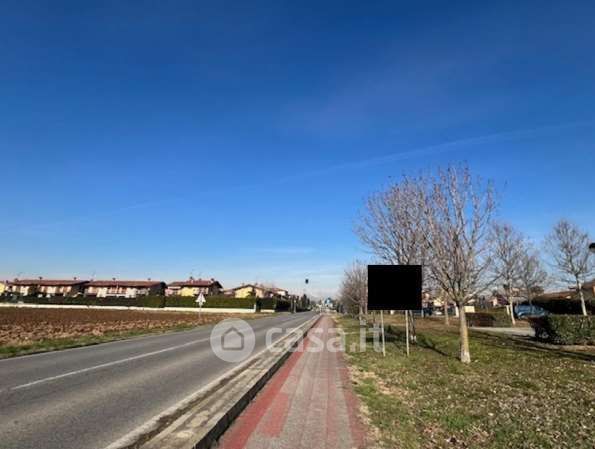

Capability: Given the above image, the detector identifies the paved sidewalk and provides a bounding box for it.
[218,315,365,449]
[471,326,535,337]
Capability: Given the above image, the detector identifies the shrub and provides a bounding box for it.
[139,296,166,308]
[529,315,595,345]
[204,296,255,309]
[258,298,277,310]
[466,309,512,327]
[529,298,595,315]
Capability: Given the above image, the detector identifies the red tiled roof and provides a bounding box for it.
[536,291,575,300]
[228,284,286,295]
[168,279,221,288]
[9,279,88,286]
[87,280,164,288]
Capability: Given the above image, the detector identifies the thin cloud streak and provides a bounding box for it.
[274,118,595,184]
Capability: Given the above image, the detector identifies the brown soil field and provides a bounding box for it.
[0,307,252,348]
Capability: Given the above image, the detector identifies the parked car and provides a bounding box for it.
[514,304,549,319]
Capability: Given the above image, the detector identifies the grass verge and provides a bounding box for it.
[339,315,595,449]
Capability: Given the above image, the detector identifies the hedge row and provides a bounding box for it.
[3,295,256,309]
[466,309,512,327]
[529,315,595,345]
[0,294,306,312]
[165,296,255,309]
[259,298,291,312]
[527,298,595,315]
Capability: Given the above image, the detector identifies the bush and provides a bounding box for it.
[256,297,292,311]
[529,315,595,345]
[466,309,512,327]
[258,298,277,310]
[529,298,595,315]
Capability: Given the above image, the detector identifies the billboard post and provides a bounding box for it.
[368,265,422,357]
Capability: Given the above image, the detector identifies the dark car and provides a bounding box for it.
[514,304,549,319]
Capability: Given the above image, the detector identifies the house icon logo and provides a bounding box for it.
[210,319,255,362]
[222,326,245,351]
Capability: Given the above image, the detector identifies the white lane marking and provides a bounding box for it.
[5,314,315,392]
[10,338,209,391]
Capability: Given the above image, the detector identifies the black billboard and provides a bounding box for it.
[367,265,422,310]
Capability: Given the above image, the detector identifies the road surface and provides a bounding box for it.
[0,312,316,449]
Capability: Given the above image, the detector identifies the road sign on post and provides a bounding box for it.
[196,292,206,315]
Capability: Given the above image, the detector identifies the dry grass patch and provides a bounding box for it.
[339,316,595,449]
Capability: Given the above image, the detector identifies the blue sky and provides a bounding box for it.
[1,1,594,298]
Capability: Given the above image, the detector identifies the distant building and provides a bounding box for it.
[84,279,165,298]
[535,280,595,302]
[581,280,595,300]
[225,283,286,299]
[6,278,88,297]
[0,281,6,296]
[166,278,223,297]
[269,287,289,297]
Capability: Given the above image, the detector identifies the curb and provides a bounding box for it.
[104,314,320,449]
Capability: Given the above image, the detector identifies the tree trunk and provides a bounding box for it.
[458,305,471,364]
[577,279,587,316]
[443,299,450,326]
[508,292,516,326]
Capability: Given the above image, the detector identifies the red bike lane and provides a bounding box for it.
[218,315,366,449]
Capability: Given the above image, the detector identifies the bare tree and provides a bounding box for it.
[339,261,368,322]
[356,164,497,363]
[518,244,548,306]
[490,222,525,325]
[357,175,427,266]
[421,165,497,363]
[356,175,441,325]
[545,220,593,316]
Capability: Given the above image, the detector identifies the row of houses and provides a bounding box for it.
[0,277,292,300]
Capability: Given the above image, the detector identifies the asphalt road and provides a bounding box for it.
[0,312,317,449]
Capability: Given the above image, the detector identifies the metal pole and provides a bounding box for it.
[405,310,410,357]
[380,310,386,357]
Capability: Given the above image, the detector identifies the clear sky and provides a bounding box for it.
[1,1,594,298]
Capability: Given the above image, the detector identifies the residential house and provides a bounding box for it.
[226,283,285,299]
[6,278,88,297]
[0,281,6,296]
[535,280,595,302]
[580,279,595,300]
[84,279,165,298]
[269,287,289,297]
[166,278,223,297]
